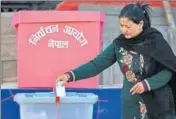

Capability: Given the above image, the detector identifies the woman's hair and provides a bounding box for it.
[119,2,151,29]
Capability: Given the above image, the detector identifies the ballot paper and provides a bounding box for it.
[56,81,66,97]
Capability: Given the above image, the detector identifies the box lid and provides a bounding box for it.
[14,92,98,104]
[11,11,105,26]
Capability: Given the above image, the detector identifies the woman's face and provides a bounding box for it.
[119,17,144,39]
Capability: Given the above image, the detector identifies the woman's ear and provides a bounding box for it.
[139,21,144,30]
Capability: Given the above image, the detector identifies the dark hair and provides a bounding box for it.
[119,2,151,29]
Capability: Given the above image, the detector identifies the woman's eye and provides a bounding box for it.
[126,26,130,28]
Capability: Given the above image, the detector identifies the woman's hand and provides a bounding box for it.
[56,74,69,86]
[130,82,145,95]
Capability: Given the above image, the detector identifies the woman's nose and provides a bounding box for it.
[123,30,128,34]
[122,28,127,34]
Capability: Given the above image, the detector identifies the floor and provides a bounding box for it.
[1,82,18,89]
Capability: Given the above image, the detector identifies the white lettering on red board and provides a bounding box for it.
[48,39,69,48]
[28,25,88,48]
[28,25,59,45]
[63,25,88,47]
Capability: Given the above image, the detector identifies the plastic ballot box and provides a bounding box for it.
[11,11,105,88]
[14,92,98,119]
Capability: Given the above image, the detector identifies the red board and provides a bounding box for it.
[11,11,105,88]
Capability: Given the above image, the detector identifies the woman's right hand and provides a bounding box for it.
[56,74,69,86]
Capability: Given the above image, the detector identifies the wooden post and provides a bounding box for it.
[0,34,2,85]
[162,1,176,28]
[163,1,176,54]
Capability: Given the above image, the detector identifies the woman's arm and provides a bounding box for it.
[142,69,172,91]
[66,43,117,81]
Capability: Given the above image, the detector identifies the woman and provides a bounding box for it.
[56,3,176,119]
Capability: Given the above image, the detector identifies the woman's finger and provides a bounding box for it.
[132,84,141,95]
[130,83,138,92]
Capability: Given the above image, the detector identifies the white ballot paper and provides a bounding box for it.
[56,81,66,97]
